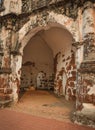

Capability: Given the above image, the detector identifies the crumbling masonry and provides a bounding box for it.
[0,0,95,127]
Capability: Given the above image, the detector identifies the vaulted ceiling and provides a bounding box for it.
[29,27,73,56]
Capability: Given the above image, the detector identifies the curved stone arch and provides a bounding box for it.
[16,13,77,87]
[20,22,74,54]
[11,11,79,104]
[18,11,79,53]
[13,11,78,78]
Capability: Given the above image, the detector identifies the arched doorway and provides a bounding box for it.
[19,23,76,100]
[14,23,77,122]
[20,30,54,90]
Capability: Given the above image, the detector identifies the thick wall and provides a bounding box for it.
[0,3,79,106]
[77,1,95,109]
[21,26,76,100]
[54,47,76,100]
[0,0,95,127]
[73,2,95,126]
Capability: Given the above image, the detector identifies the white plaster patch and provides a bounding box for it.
[78,103,95,120]
[88,85,95,95]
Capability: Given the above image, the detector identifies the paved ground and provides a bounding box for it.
[2,89,94,130]
[0,109,95,130]
[8,89,75,122]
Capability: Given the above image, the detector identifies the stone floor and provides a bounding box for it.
[1,89,95,130]
[0,109,94,130]
[8,88,75,122]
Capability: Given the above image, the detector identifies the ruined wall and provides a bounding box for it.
[73,1,95,127]
[21,35,54,88]
[19,11,79,50]
[0,0,82,109]
[0,0,95,127]
[0,21,13,106]
[54,48,76,100]
[0,0,83,106]
[0,13,22,105]
[76,1,95,110]
[16,13,78,104]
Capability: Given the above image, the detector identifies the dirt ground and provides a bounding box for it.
[7,88,75,123]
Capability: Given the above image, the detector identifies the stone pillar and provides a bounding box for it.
[0,18,13,107]
[10,53,22,103]
[0,15,22,106]
[74,1,95,126]
[82,1,95,61]
[76,0,95,108]
[72,41,84,110]
[10,29,22,103]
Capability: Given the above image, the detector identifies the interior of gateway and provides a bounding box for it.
[20,26,76,101]
[15,26,75,122]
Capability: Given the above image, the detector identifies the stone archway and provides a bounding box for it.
[12,4,95,126]
[0,0,95,127]
[11,11,80,99]
[0,9,81,109]
[17,20,77,102]
[15,12,80,99]
[0,3,81,109]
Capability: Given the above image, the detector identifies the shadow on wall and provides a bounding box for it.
[20,61,35,90]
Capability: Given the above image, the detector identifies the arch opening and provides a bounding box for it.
[19,24,76,101]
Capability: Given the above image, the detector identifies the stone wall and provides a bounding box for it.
[0,0,95,127]
[73,1,95,127]
[54,49,76,100]
[76,1,95,110]
[0,9,77,106]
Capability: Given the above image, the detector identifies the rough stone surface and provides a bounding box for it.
[0,0,95,127]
